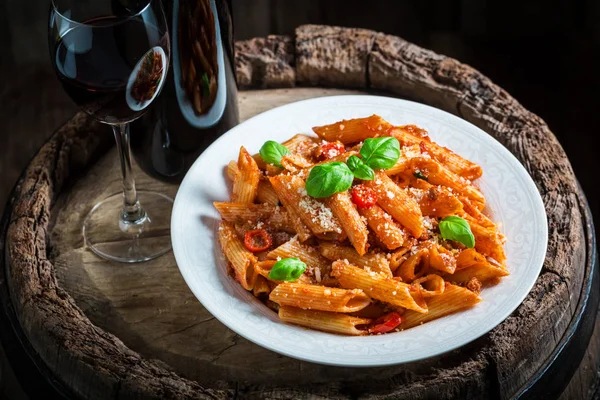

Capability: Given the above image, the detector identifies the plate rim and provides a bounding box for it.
[171,94,548,367]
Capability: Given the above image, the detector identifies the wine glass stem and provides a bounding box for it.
[113,123,146,224]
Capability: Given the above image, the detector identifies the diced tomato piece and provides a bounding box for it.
[243,229,273,252]
[370,312,402,334]
[351,184,377,209]
[315,141,345,160]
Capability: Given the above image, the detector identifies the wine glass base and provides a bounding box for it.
[83,191,173,263]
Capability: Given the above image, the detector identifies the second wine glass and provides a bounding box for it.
[49,0,173,262]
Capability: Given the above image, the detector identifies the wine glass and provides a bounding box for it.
[49,0,172,262]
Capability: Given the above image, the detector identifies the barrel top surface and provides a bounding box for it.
[2,25,597,400]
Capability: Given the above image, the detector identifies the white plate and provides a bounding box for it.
[171,95,548,367]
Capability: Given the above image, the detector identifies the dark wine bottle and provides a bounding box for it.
[129,0,239,182]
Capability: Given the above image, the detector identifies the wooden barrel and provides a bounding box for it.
[1,25,598,399]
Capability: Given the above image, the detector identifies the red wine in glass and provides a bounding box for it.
[54,16,168,124]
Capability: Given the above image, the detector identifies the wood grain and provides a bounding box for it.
[296,25,376,88]
[3,25,596,399]
[235,35,295,89]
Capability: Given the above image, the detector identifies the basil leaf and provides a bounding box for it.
[268,258,307,281]
[347,155,375,180]
[439,216,475,248]
[305,162,353,198]
[259,140,290,167]
[360,137,401,170]
[413,169,429,181]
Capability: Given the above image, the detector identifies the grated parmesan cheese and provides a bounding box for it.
[297,187,342,233]
[407,188,425,202]
[403,145,421,159]
[422,217,433,230]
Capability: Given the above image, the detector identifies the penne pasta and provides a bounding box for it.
[460,196,495,228]
[226,160,238,181]
[318,242,392,278]
[283,207,313,242]
[265,175,313,241]
[332,260,428,313]
[395,246,429,282]
[282,133,319,156]
[417,187,465,218]
[326,191,369,255]
[447,249,509,283]
[264,163,283,176]
[392,154,485,209]
[270,282,371,312]
[253,275,272,297]
[232,146,260,203]
[312,115,393,144]
[213,202,294,233]
[269,174,345,240]
[252,153,267,170]
[391,125,482,180]
[412,274,445,297]
[389,246,412,273]
[387,153,439,178]
[426,165,485,208]
[358,205,405,250]
[365,172,424,238]
[468,220,507,266]
[278,306,371,336]
[384,153,411,176]
[217,221,257,290]
[280,153,313,173]
[428,244,457,274]
[256,180,280,206]
[401,284,481,329]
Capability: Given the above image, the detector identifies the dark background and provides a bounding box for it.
[1,0,598,398]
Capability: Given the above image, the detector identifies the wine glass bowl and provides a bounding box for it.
[49,0,170,124]
[49,0,174,262]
